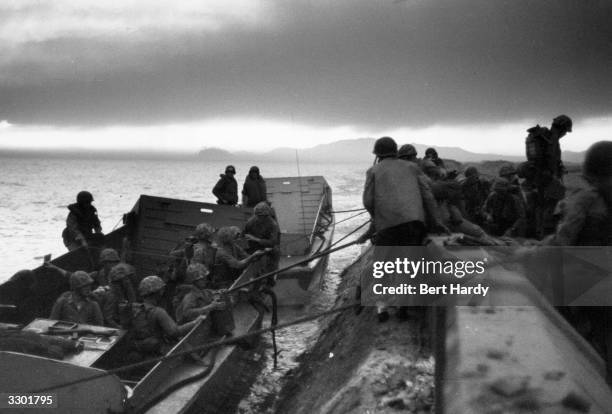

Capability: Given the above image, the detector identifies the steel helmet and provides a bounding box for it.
[498,164,517,178]
[138,275,165,296]
[185,263,209,284]
[109,263,134,282]
[398,144,417,159]
[225,165,236,174]
[372,137,398,157]
[70,271,94,290]
[76,191,94,204]
[464,166,479,178]
[254,201,271,216]
[552,114,573,132]
[99,248,120,263]
[425,148,438,158]
[249,166,260,174]
[194,223,214,241]
[583,141,612,179]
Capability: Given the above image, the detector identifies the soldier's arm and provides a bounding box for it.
[66,212,86,244]
[212,178,226,202]
[90,301,104,326]
[156,308,201,337]
[546,194,591,246]
[49,297,64,320]
[416,171,442,226]
[362,168,375,214]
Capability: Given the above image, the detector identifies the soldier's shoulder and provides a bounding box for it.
[563,186,602,212]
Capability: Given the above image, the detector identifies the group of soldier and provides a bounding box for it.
[47,179,281,362]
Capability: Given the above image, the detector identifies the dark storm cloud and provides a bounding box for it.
[2,0,611,128]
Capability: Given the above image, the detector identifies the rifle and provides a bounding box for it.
[45,327,118,337]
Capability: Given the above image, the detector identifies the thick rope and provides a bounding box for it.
[31,302,357,393]
[334,210,368,226]
[330,208,367,214]
[329,219,371,249]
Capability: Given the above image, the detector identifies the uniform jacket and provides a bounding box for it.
[363,158,439,232]
[63,203,101,244]
[50,291,103,326]
[212,174,238,205]
[242,175,267,207]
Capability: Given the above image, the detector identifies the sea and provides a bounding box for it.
[0,155,370,413]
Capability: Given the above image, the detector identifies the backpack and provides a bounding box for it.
[525,125,549,165]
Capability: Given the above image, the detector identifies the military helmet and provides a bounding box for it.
[76,191,94,204]
[70,271,94,290]
[425,147,438,158]
[372,137,398,157]
[225,165,236,174]
[194,223,214,241]
[217,226,237,244]
[464,166,479,178]
[109,263,134,282]
[249,166,260,174]
[138,275,165,296]
[552,114,572,132]
[398,144,417,159]
[99,248,120,263]
[254,201,271,216]
[498,164,517,178]
[185,263,209,284]
[583,141,612,179]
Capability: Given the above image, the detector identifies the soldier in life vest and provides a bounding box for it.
[460,166,490,226]
[50,271,103,326]
[99,263,136,328]
[62,191,103,251]
[211,227,265,289]
[244,202,280,277]
[523,115,573,238]
[212,165,238,206]
[129,276,204,358]
[173,263,226,325]
[242,166,268,208]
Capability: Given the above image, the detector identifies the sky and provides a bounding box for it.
[1,0,611,155]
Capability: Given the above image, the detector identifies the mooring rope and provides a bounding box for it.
[329,219,371,249]
[329,207,367,214]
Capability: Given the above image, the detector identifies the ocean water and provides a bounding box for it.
[0,155,371,412]
[0,156,368,282]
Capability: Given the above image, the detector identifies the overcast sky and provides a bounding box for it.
[1,0,611,154]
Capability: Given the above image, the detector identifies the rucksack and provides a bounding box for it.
[525,125,549,165]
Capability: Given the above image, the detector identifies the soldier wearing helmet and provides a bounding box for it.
[191,222,216,269]
[89,248,121,288]
[244,202,281,277]
[173,263,227,325]
[50,270,103,325]
[360,137,446,322]
[524,115,573,238]
[212,166,238,206]
[483,178,526,237]
[98,263,137,328]
[212,226,265,289]
[461,166,490,226]
[398,144,419,164]
[128,275,206,358]
[242,166,268,208]
[62,191,103,251]
[421,148,447,180]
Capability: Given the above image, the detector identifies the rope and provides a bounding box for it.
[330,208,367,214]
[31,302,357,393]
[227,239,360,293]
[329,220,371,249]
[334,210,368,226]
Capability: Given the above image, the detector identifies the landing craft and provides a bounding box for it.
[0,176,334,413]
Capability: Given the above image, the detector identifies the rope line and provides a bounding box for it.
[334,210,368,226]
[329,220,371,249]
[31,302,357,393]
[330,208,367,214]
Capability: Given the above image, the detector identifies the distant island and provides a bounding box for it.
[198,137,585,164]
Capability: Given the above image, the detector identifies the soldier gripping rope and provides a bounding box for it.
[62,191,103,251]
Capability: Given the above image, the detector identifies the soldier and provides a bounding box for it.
[90,248,121,288]
[244,202,280,276]
[173,263,226,325]
[398,144,420,165]
[543,141,612,381]
[421,147,447,180]
[100,263,136,328]
[461,166,490,226]
[524,115,573,238]
[211,227,265,289]
[50,271,103,326]
[62,191,103,251]
[242,166,267,208]
[212,165,238,206]
[191,223,216,269]
[484,178,526,237]
[129,276,205,358]
[360,137,445,321]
